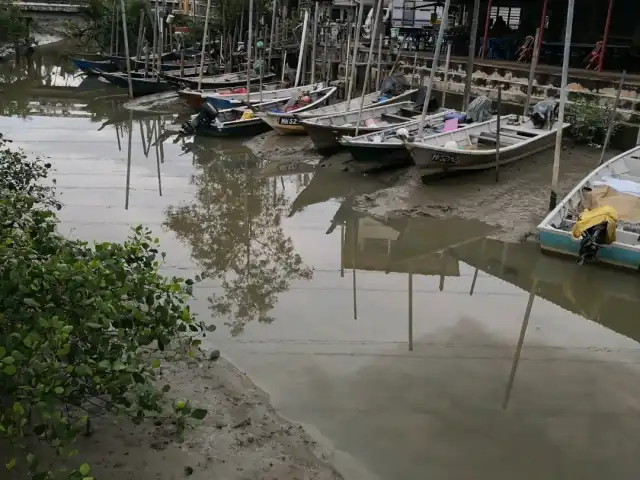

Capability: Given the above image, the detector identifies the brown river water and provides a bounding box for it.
[2,52,640,479]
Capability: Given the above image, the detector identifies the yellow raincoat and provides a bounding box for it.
[571,205,618,245]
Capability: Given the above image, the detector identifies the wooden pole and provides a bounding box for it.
[109,0,117,56]
[268,0,277,69]
[295,9,309,87]
[463,0,480,110]
[523,28,541,116]
[115,4,120,56]
[481,0,492,60]
[354,0,384,136]
[597,0,614,72]
[408,272,413,352]
[409,51,418,87]
[599,70,626,166]
[375,32,383,90]
[119,0,133,98]
[197,0,212,90]
[344,9,352,94]
[549,0,575,211]
[323,24,329,84]
[135,9,145,60]
[281,50,287,84]
[537,0,549,53]
[247,0,254,96]
[345,0,364,108]
[441,42,452,107]
[311,1,319,84]
[495,86,502,182]
[418,0,450,137]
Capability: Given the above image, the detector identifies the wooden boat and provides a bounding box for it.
[538,145,640,270]
[184,98,290,138]
[405,115,569,178]
[295,88,419,121]
[178,82,286,110]
[201,82,325,110]
[95,70,174,96]
[256,87,338,135]
[299,98,427,153]
[72,57,120,74]
[161,71,276,89]
[338,111,451,172]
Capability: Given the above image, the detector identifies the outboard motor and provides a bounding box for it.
[571,205,618,266]
[577,222,609,265]
[530,98,559,129]
[181,102,219,135]
[466,96,492,123]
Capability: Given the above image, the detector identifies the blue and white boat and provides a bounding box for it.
[538,145,640,270]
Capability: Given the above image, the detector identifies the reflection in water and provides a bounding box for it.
[326,201,640,411]
[165,142,313,336]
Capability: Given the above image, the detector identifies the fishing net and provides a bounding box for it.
[379,75,410,97]
[466,96,493,123]
[530,98,559,128]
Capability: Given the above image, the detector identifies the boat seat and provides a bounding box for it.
[398,107,420,117]
[470,132,519,147]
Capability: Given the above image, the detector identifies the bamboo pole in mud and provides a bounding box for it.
[549,0,575,211]
[463,0,480,110]
[311,1,319,84]
[599,70,626,166]
[354,0,384,136]
[125,111,133,210]
[119,0,134,98]
[197,0,212,90]
[281,50,287,84]
[135,10,145,60]
[409,51,418,88]
[418,0,450,137]
[344,10,352,94]
[502,291,536,410]
[154,119,163,197]
[323,25,329,83]
[408,272,413,352]
[110,0,117,56]
[295,9,309,87]
[115,4,120,56]
[441,42,452,107]
[469,268,479,295]
[150,4,157,76]
[259,44,264,103]
[268,0,277,69]
[246,0,254,97]
[523,28,541,117]
[375,33,383,90]
[352,218,358,321]
[495,86,502,182]
[345,0,364,109]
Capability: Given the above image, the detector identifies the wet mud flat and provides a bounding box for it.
[246,131,614,242]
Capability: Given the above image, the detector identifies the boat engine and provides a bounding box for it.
[571,205,618,265]
[181,102,219,135]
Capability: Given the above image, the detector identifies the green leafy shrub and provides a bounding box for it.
[567,96,620,147]
[0,135,208,478]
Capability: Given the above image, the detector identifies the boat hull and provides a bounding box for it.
[539,230,640,270]
[163,73,275,90]
[264,114,307,134]
[72,58,119,74]
[304,122,410,154]
[195,118,271,138]
[343,143,412,172]
[98,71,174,96]
[407,132,556,176]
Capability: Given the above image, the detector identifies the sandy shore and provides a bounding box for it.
[5,356,343,480]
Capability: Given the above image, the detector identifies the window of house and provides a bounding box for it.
[489,6,521,30]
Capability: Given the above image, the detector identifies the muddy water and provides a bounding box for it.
[3,57,640,479]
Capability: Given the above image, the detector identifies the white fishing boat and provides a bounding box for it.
[295,88,419,121]
[201,82,325,109]
[538,145,640,270]
[405,115,569,176]
[299,93,439,152]
[256,86,338,135]
[338,112,452,171]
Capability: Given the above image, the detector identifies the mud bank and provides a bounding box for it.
[245,133,615,242]
[6,356,343,480]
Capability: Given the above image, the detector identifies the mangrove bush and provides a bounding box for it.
[0,135,208,478]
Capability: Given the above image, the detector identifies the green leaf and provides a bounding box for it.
[98,360,111,370]
[86,323,103,329]
[23,298,39,308]
[190,408,208,420]
[0,346,6,359]
[132,372,145,384]
[112,360,125,371]
[3,365,16,376]
[54,386,64,395]
[79,463,90,476]
[2,356,15,364]
[152,359,160,369]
